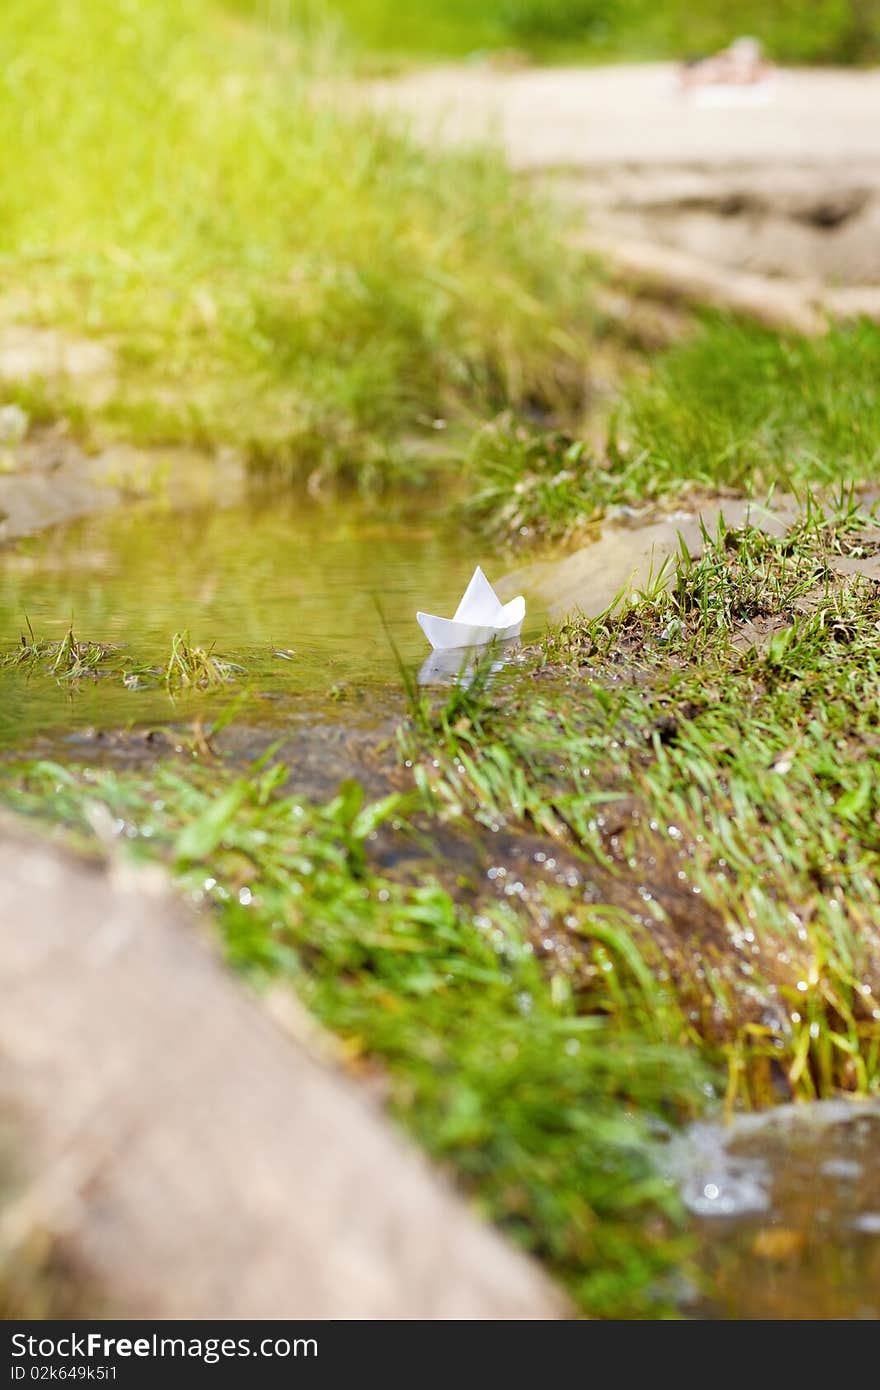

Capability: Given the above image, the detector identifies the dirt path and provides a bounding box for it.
[368,62,880,326]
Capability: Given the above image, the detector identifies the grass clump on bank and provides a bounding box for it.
[406,500,880,1105]
[0,0,590,482]
[466,317,880,545]
[6,757,704,1318]
[618,317,880,496]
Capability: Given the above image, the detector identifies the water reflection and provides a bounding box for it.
[417,638,522,686]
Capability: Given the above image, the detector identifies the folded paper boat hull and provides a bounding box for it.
[416,607,524,651]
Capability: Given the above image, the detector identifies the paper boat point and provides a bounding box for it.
[417,566,525,651]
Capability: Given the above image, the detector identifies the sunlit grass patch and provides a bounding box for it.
[617,317,880,498]
[465,319,880,545]
[0,0,592,481]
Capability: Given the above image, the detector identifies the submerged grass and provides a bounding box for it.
[1,622,118,681]
[163,632,246,691]
[0,0,592,483]
[466,318,880,545]
[1,626,245,693]
[6,756,704,1318]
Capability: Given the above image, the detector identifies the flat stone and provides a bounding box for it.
[501,495,799,619]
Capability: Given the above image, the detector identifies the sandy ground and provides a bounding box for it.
[368,63,880,305]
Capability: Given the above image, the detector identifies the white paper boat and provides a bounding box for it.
[417,566,525,651]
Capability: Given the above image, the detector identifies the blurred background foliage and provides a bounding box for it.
[231,0,880,65]
[0,0,593,476]
[2,0,877,483]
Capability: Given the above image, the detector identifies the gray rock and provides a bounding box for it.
[0,815,568,1319]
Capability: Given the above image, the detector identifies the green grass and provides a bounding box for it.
[163,632,247,691]
[9,499,880,1311]
[6,755,704,1318]
[618,318,880,496]
[238,0,880,65]
[0,0,591,482]
[405,498,880,1105]
[463,413,605,545]
[6,0,880,1321]
[7,3,875,497]
[465,318,880,544]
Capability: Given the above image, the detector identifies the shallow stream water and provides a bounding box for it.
[670,1100,880,1318]
[0,494,540,749]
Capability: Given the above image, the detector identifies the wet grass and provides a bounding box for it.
[0,0,592,483]
[405,499,880,1105]
[466,318,880,545]
[5,755,705,1318]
